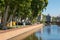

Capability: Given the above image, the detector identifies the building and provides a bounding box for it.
[46,14,51,24]
[56,16,60,22]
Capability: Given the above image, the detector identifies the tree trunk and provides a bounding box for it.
[1,5,10,30]
[7,6,17,26]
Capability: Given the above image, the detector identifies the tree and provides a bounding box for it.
[31,0,48,18]
[0,0,48,29]
[0,0,32,29]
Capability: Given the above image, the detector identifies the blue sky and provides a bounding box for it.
[42,0,60,17]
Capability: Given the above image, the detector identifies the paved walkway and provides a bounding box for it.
[0,24,44,40]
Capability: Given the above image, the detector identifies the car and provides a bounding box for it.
[16,21,31,25]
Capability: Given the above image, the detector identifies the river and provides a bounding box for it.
[23,25,60,40]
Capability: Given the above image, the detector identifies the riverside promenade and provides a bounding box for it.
[0,24,44,40]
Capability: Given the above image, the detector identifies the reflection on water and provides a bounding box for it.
[24,33,38,40]
[24,25,60,40]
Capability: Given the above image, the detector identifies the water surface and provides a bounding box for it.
[24,25,60,40]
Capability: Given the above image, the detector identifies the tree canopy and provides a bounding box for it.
[0,0,48,29]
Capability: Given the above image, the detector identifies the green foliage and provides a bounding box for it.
[31,0,48,18]
[0,0,48,19]
[0,0,48,28]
